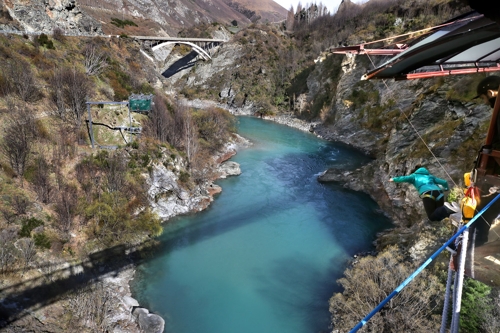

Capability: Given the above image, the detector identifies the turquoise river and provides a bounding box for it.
[132,116,393,333]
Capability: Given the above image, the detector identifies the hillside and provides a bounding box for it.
[0,27,242,330]
[0,0,287,36]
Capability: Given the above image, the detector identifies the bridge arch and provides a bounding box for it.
[152,41,211,60]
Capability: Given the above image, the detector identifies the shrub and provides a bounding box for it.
[330,246,443,332]
[36,33,55,49]
[19,217,44,238]
[179,171,190,183]
[459,278,497,332]
[33,233,51,249]
[110,18,138,28]
[105,63,132,101]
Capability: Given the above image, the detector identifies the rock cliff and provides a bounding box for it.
[3,0,102,34]
[2,0,287,36]
[314,54,492,232]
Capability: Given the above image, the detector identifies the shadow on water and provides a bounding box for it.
[147,190,304,255]
[162,51,198,78]
[0,190,304,327]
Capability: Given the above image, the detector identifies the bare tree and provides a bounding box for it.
[286,5,295,31]
[104,152,127,194]
[0,230,17,274]
[68,282,112,332]
[0,206,17,225]
[50,67,93,129]
[145,93,173,143]
[1,106,36,185]
[172,102,187,150]
[83,42,108,76]
[15,238,36,274]
[49,67,67,119]
[32,156,53,204]
[54,184,78,233]
[2,58,40,103]
[11,194,30,216]
[182,109,199,170]
[64,67,93,129]
[52,27,65,43]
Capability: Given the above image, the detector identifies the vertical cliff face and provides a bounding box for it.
[3,0,102,34]
[316,54,493,227]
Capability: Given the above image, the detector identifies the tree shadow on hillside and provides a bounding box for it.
[0,242,155,328]
[162,51,198,78]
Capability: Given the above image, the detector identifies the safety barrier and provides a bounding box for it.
[349,193,500,333]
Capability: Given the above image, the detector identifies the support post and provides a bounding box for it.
[451,229,469,333]
[440,256,454,333]
[87,102,95,149]
[128,102,132,144]
[479,90,500,170]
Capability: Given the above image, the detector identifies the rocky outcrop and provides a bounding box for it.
[218,161,241,178]
[133,308,165,333]
[262,113,318,132]
[4,0,102,34]
[148,132,251,220]
[148,163,211,220]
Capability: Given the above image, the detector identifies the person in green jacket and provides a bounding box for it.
[390,165,459,221]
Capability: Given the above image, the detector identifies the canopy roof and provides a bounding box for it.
[330,12,500,80]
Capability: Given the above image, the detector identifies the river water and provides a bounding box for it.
[131,116,393,333]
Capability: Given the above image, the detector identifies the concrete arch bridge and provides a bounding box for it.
[133,36,225,61]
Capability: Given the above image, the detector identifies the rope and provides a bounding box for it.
[348,193,500,333]
[366,53,500,241]
[439,255,454,333]
[366,53,458,187]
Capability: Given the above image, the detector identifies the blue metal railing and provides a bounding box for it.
[349,193,500,333]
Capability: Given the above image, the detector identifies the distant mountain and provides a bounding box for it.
[0,0,287,36]
[223,0,288,23]
[76,0,288,36]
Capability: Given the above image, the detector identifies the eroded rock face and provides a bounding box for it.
[147,163,211,220]
[313,54,493,232]
[4,0,102,34]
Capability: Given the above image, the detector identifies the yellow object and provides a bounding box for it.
[461,186,479,220]
[464,172,471,187]
[461,197,476,219]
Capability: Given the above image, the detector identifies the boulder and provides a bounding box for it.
[218,161,241,178]
[123,295,139,308]
[133,308,165,333]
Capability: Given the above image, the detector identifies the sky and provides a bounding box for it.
[272,0,343,15]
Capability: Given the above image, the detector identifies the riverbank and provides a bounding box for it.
[101,131,253,332]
